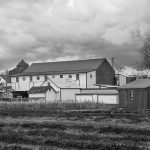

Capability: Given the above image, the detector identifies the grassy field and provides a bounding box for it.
[0,102,150,150]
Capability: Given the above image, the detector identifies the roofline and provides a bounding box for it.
[118,87,149,89]
[10,69,96,77]
[61,88,81,89]
[11,58,107,77]
[76,93,118,95]
[30,57,105,65]
[0,76,6,81]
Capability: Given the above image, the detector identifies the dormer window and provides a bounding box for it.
[37,76,40,80]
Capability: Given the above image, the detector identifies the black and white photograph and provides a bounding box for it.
[0,0,150,149]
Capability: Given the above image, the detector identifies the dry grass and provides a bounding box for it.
[0,106,150,150]
[0,102,150,149]
[0,101,117,117]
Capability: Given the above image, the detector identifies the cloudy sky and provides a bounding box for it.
[0,0,150,71]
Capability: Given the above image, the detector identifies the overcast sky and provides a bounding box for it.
[0,0,150,71]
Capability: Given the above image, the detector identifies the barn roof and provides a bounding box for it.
[11,58,106,76]
[29,86,49,94]
[119,79,150,89]
[0,75,11,83]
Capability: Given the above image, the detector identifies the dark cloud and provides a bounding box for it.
[0,0,149,71]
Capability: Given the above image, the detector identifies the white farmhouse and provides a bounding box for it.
[10,58,115,99]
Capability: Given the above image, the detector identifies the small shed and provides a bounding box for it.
[29,86,57,101]
[118,79,150,109]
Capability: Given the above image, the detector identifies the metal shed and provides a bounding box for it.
[118,79,150,109]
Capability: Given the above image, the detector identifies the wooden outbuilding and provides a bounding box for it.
[118,79,150,110]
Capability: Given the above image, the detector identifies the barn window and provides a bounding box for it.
[30,76,33,82]
[90,74,92,79]
[22,76,26,81]
[129,90,134,100]
[68,74,72,78]
[76,74,79,80]
[16,77,19,82]
[60,75,63,78]
[44,75,47,81]
[37,76,40,80]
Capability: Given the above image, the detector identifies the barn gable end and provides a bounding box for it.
[96,59,115,85]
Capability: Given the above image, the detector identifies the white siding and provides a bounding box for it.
[79,73,86,88]
[98,95,119,104]
[11,77,16,90]
[18,76,30,91]
[11,72,88,91]
[29,93,45,98]
[46,90,60,102]
[76,95,93,102]
[61,89,80,101]
[11,77,16,83]
[76,94,118,104]
[87,71,96,88]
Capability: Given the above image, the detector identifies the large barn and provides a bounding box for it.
[118,79,150,110]
[10,58,115,99]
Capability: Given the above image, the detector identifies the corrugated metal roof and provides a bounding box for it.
[77,89,118,95]
[119,79,150,89]
[29,86,49,94]
[14,58,105,76]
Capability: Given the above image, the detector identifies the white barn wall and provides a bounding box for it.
[87,71,96,88]
[61,89,80,101]
[11,73,83,91]
[18,76,30,91]
[11,77,16,90]
[11,71,96,92]
[29,93,45,98]
[79,73,86,88]
[76,95,93,102]
[46,90,60,102]
[76,94,118,104]
[98,95,119,104]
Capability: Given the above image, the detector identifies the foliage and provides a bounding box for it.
[140,35,150,69]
